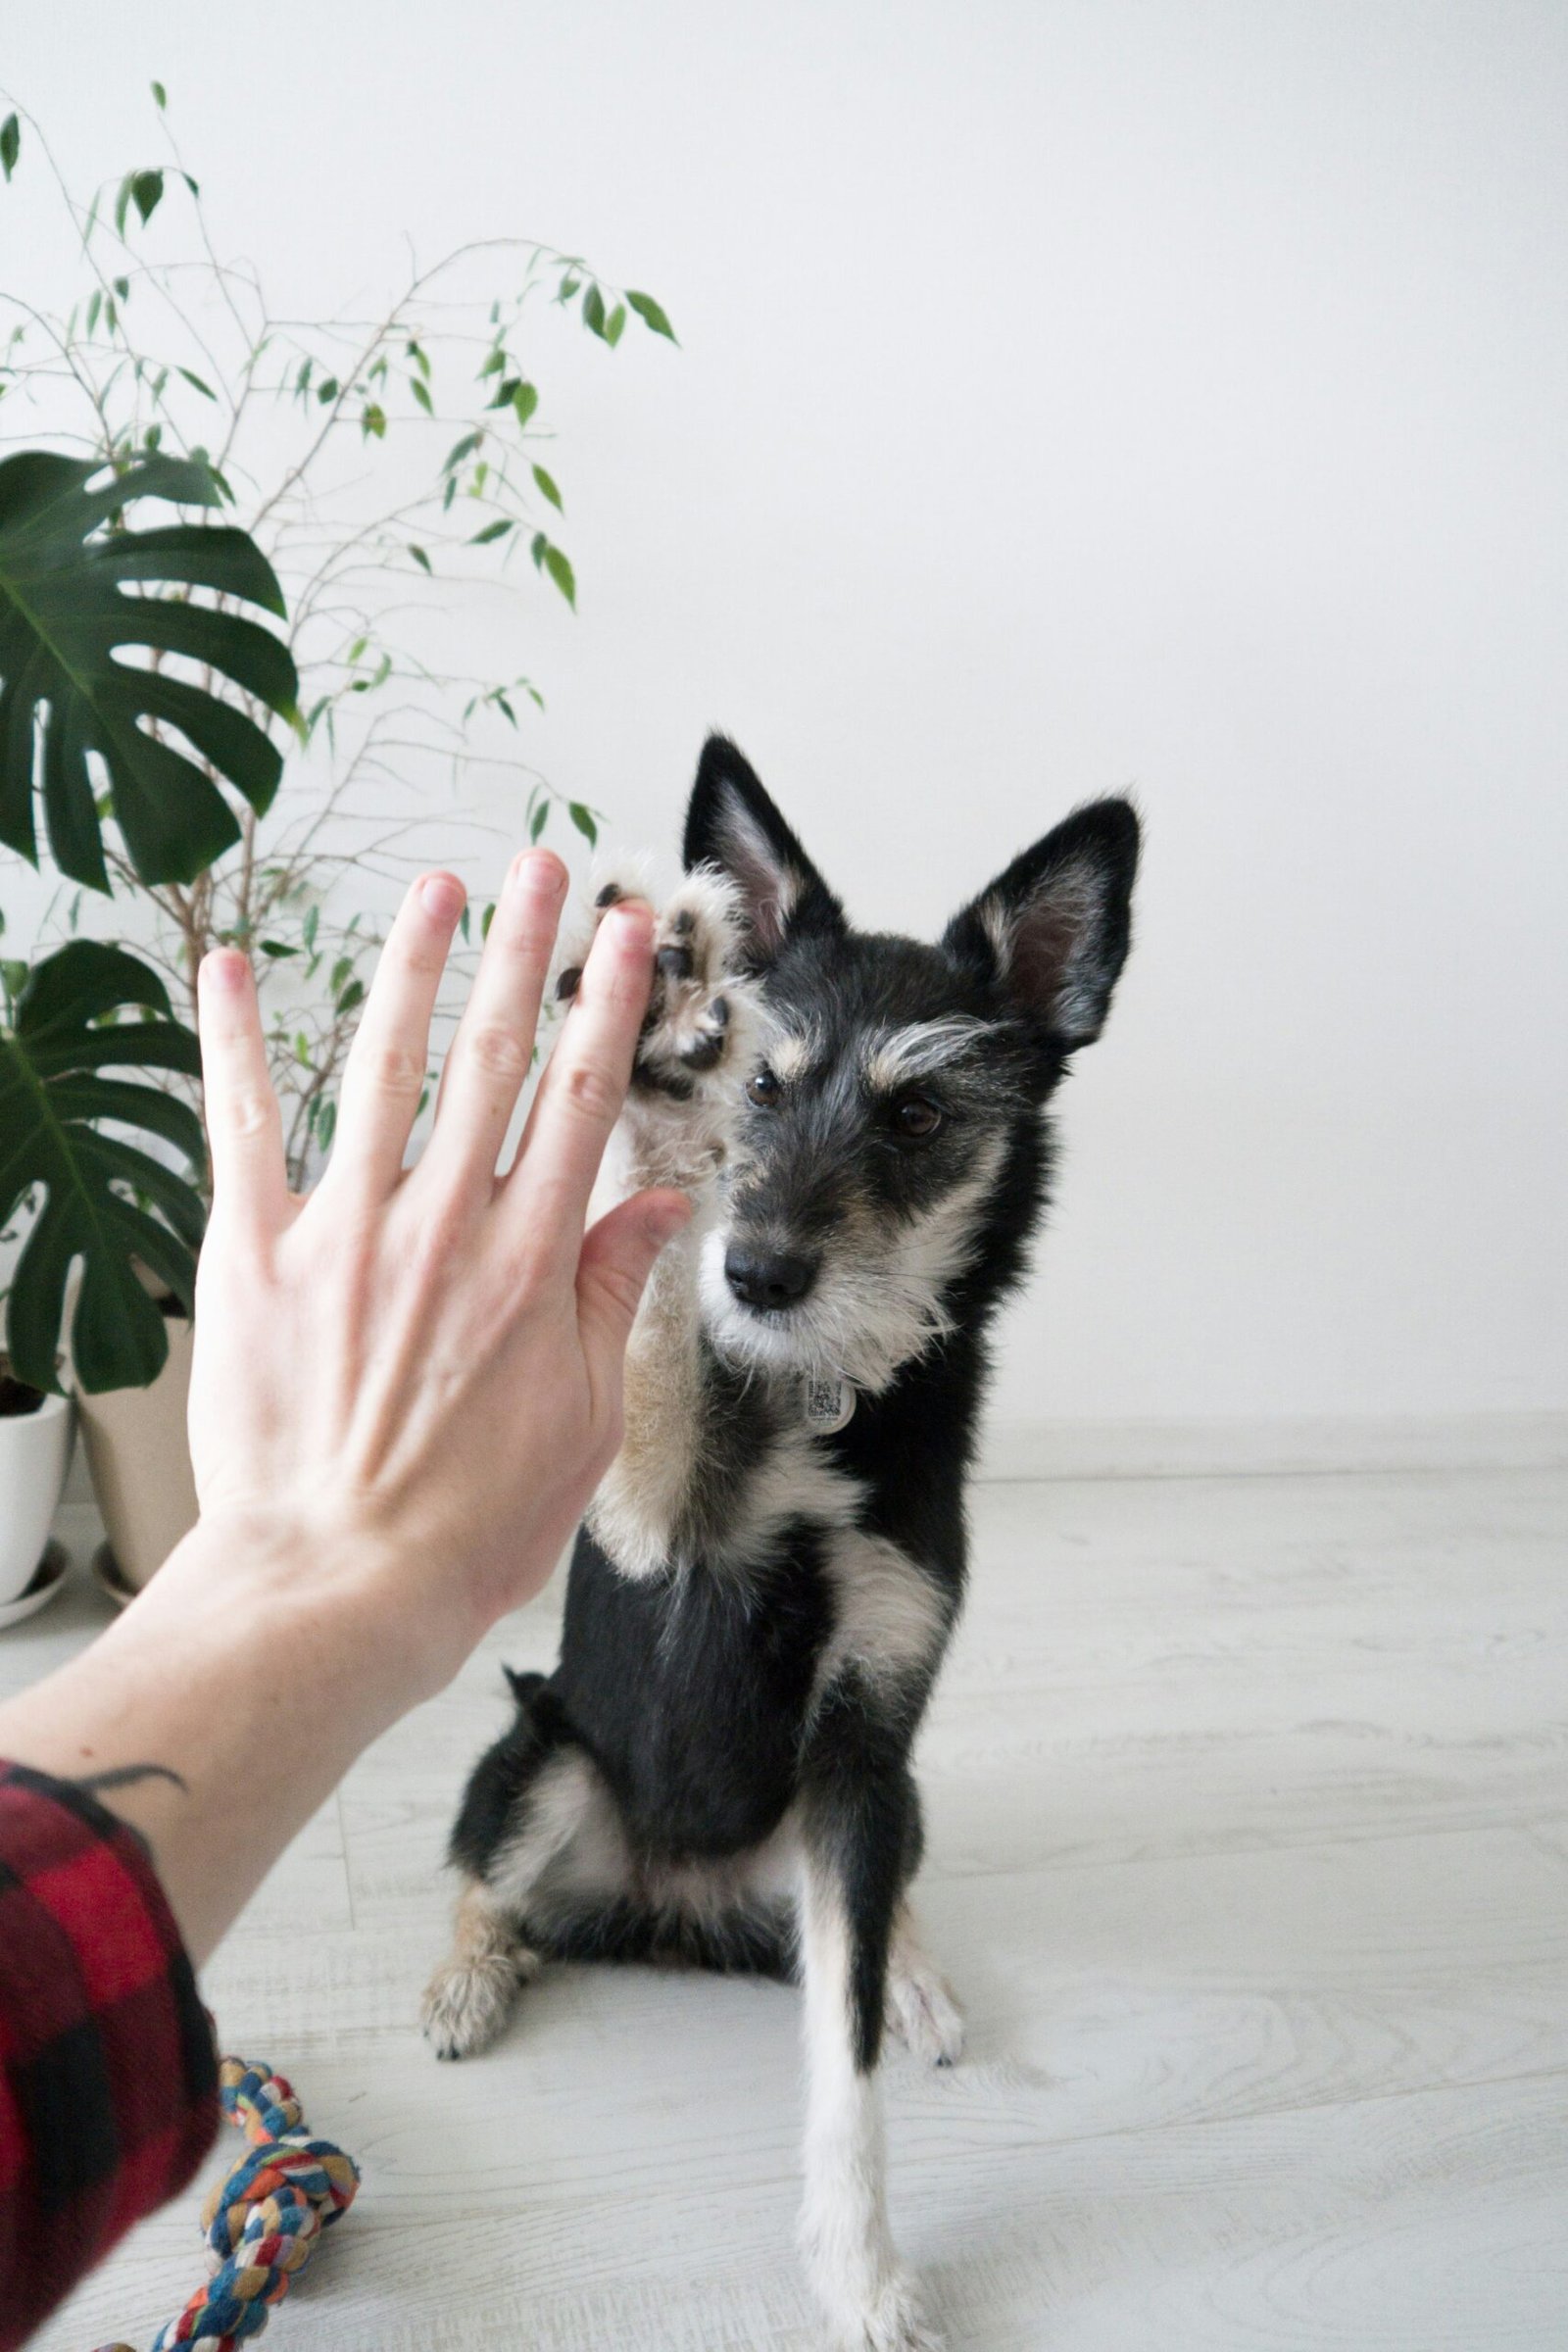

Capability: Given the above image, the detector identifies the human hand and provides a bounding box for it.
[186,850,687,1691]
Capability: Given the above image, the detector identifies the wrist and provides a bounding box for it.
[149,1502,474,1718]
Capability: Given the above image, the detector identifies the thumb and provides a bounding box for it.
[576,1188,693,1360]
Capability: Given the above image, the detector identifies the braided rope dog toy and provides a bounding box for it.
[95,2058,360,2352]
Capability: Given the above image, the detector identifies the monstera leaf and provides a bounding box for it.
[0,450,299,891]
[0,940,206,1393]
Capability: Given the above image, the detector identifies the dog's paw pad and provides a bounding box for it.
[887,1958,965,2068]
[628,876,750,1100]
[419,1947,531,2061]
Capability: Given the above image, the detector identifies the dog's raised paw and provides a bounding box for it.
[633,873,751,1102]
[419,1946,533,2061]
[558,869,753,1109]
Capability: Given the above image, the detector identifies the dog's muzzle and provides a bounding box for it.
[723,1243,817,1313]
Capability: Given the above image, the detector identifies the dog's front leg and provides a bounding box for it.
[563,872,755,1579]
[797,1685,943,2352]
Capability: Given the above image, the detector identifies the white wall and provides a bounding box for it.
[5,0,1566,1429]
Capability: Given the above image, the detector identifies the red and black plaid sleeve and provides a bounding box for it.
[0,1761,218,2352]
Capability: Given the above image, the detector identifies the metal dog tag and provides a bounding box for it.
[803,1372,856,1434]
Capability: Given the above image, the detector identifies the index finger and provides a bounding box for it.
[503,899,654,1245]
[197,950,289,1233]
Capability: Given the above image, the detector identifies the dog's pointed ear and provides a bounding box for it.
[683,735,844,963]
[944,799,1140,1049]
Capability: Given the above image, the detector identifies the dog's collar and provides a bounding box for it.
[802,1372,856,1435]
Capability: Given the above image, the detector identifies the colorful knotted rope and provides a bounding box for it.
[94,2057,359,2352]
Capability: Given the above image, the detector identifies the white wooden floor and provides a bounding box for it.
[13,1462,1568,2351]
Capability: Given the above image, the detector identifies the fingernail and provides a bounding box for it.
[201,949,247,993]
[609,902,654,947]
[512,848,566,897]
[420,873,465,921]
[648,1194,693,1245]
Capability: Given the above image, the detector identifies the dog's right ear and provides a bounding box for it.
[944,798,1140,1051]
[683,736,844,964]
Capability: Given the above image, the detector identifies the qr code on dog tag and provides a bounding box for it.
[803,1373,855,1434]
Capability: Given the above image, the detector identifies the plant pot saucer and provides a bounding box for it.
[0,1542,71,1631]
[90,1542,141,1612]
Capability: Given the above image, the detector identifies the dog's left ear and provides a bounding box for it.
[944,799,1140,1049]
[683,735,844,963]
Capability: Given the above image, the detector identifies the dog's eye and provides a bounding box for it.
[748,1068,782,1108]
[895,1095,943,1139]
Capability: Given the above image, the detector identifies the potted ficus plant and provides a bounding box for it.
[0,89,675,1590]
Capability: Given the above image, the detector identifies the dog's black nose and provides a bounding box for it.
[725,1244,816,1312]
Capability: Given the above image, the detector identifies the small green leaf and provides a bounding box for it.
[181,172,200,199]
[582,282,608,338]
[317,375,339,404]
[481,902,496,940]
[568,802,598,846]
[176,365,217,400]
[408,543,432,574]
[362,401,387,439]
[330,955,353,995]
[479,347,506,378]
[151,79,168,109]
[626,290,677,342]
[86,291,102,336]
[407,339,430,379]
[410,376,433,416]
[294,1031,311,1066]
[529,801,549,843]
[0,116,19,183]
[130,170,164,226]
[346,635,368,665]
[531,463,563,512]
[303,906,319,953]
[606,303,626,347]
[458,904,471,944]
[259,939,298,958]
[543,543,576,610]
[317,1099,336,1152]
[336,978,365,1016]
[509,382,538,431]
[443,430,482,472]
[469,517,514,545]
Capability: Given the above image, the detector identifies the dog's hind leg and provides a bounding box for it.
[796,1685,946,2352]
[420,1873,535,2062]
[422,1683,619,2060]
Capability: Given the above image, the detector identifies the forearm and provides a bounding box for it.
[0,1512,452,1964]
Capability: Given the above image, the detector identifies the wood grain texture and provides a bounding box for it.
[14,1464,1568,2350]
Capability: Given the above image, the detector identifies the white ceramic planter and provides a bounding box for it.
[0,1381,74,1603]
[76,1312,199,1592]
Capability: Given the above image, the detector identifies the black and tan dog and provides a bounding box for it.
[423,737,1139,2349]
